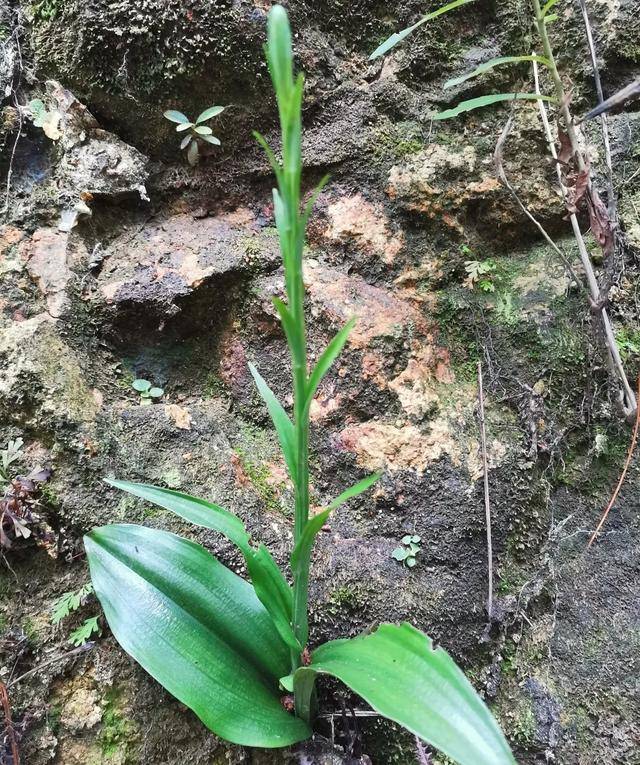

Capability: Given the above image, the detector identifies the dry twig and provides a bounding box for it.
[588,376,640,547]
[0,681,20,765]
[533,59,637,421]
[477,361,493,618]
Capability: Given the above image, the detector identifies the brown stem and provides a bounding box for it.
[0,681,20,765]
[477,361,493,619]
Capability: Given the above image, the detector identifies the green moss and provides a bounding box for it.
[326,584,363,614]
[234,448,287,516]
[48,704,62,735]
[203,371,227,399]
[100,687,136,758]
[369,119,424,165]
[22,617,39,643]
[39,483,61,508]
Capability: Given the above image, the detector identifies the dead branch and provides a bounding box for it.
[576,0,617,222]
[533,59,637,421]
[477,361,493,619]
[588,376,640,547]
[0,681,20,765]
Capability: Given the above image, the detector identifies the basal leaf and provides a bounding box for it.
[369,0,475,60]
[86,524,310,747]
[444,55,550,90]
[248,363,298,482]
[305,623,516,765]
[325,473,380,512]
[176,122,194,132]
[200,134,221,145]
[305,318,356,410]
[105,480,252,554]
[164,110,190,124]
[196,105,224,123]
[194,125,213,135]
[245,544,300,652]
[433,92,555,120]
[180,134,192,149]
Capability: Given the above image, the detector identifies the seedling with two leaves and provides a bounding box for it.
[85,8,515,764]
[392,534,422,568]
[132,379,164,405]
[164,105,225,165]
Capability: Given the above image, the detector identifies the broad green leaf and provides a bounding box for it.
[200,134,221,145]
[164,110,190,124]
[196,105,224,123]
[246,544,300,652]
[369,0,475,60]
[433,92,555,120]
[248,362,298,482]
[85,524,310,747]
[176,122,194,132]
[132,379,151,392]
[194,125,213,135]
[303,623,516,765]
[105,480,252,554]
[180,134,192,149]
[149,387,164,398]
[305,318,356,409]
[444,55,550,89]
[326,473,381,512]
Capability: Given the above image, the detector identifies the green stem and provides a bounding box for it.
[531,0,585,171]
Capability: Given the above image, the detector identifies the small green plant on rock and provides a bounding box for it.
[464,258,497,293]
[0,438,24,486]
[68,616,101,646]
[51,583,94,624]
[392,534,422,568]
[164,105,225,165]
[52,583,101,645]
[84,8,515,765]
[132,379,164,405]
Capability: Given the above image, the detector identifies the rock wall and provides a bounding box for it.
[1,0,639,763]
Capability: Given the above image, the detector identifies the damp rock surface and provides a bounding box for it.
[1,1,640,764]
